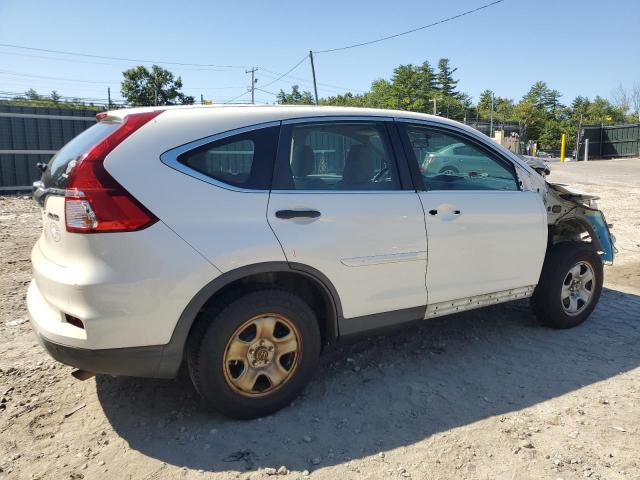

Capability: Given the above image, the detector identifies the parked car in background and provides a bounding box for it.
[28,106,615,418]
[419,139,553,185]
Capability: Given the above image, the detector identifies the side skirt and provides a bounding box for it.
[338,285,536,339]
[425,286,535,318]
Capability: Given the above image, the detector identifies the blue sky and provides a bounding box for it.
[0,0,638,105]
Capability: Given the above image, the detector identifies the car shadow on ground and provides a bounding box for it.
[95,287,640,473]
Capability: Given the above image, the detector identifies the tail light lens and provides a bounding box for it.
[65,110,164,233]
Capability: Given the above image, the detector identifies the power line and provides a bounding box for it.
[314,0,505,53]
[0,79,111,92]
[224,89,250,104]
[0,42,248,69]
[260,55,309,89]
[259,69,364,94]
[255,87,279,96]
[0,70,115,85]
[0,49,237,72]
[0,45,361,94]
[0,69,250,92]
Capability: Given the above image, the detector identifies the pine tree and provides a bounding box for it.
[436,58,459,98]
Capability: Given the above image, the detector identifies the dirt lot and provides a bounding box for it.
[1,159,638,480]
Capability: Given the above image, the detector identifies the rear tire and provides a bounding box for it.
[531,242,603,329]
[187,288,320,419]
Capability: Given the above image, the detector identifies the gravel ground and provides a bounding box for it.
[1,159,639,480]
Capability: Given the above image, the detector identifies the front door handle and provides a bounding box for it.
[275,209,321,219]
[428,207,461,216]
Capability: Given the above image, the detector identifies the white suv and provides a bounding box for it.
[28,106,615,418]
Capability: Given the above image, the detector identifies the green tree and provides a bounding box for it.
[478,89,494,112]
[543,88,563,115]
[276,85,314,105]
[417,61,437,97]
[570,96,590,120]
[364,79,395,109]
[25,88,40,100]
[514,100,545,141]
[585,96,626,124]
[391,64,420,110]
[538,118,563,149]
[50,90,61,104]
[436,58,459,98]
[523,81,549,109]
[121,65,194,106]
[319,91,367,107]
[477,89,515,123]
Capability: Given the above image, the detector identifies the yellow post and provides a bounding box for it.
[560,133,566,162]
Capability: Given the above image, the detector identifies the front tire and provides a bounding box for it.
[187,288,320,419]
[438,166,459,175]
[531,242,603,329]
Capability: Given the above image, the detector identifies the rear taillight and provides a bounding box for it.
[65,110,164,233]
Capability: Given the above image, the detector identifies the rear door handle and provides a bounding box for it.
[275,209,321,219]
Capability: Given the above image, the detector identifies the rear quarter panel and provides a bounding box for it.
[103,108,288,272]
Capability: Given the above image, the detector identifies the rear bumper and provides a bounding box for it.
[28,279,182,378]
[36,333,175,378]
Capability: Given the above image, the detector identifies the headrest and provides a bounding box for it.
[342,144,375,185]
[292,145,315,177]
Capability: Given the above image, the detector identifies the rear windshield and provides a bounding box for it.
[41,121,120,189]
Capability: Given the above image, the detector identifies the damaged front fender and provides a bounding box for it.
[583,210,615,263]
[544,182,616,263]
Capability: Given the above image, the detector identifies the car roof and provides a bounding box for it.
[106,104,464,128]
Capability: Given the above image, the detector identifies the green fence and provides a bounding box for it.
[579,123,640,159]
[0,104,96,190]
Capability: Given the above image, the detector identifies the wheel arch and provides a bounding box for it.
[549,217,603,252]
[158,262,342,377]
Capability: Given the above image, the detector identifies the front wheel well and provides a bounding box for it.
[548,218,602,252]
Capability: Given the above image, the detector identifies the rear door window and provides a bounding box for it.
[272,122,402,191]
[178,125,279,190]
[42,121,120,189]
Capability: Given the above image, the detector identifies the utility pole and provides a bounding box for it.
[246,67,258,104]
[489,92,494,138]
[309,51,319,105]
[200,93,204,105]
[107,87,111,109]
[432,97,437,115]
[575,113,583,161]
